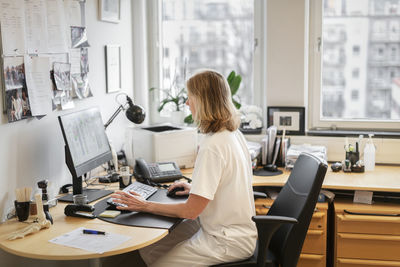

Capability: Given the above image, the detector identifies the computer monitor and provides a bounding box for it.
[58,107,113,203]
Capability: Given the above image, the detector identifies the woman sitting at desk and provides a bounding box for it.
[112,69,257,267]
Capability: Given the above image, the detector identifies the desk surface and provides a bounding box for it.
[252,165,400,193]
[2,165,399,261]
[0,196,168,260]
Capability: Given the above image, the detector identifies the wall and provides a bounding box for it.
[0,0,134,266]
[266,0,308,107]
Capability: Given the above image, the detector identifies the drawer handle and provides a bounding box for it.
[344,209,400,217]
[338,233,400,241]
[338,258,400,266]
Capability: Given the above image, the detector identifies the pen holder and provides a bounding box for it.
[346,151,359,166]
[14,201,30,222]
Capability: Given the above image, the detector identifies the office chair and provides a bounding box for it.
[213,153,328,267]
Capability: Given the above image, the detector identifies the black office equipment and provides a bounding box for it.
[212,153,327,267]
[134,158,183,183]
[64,204,96,219]
[167,186,186,198]
[94,188,187,231]
[58,108,113,203]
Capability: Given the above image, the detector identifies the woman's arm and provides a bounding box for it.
[111,191,209,220]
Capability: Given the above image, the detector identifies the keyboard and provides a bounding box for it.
[107,181,158,207]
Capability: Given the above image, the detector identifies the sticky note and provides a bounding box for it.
[99,210,121,218]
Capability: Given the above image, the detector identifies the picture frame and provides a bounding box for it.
[105,45,121,93]
[267,106,305,135]
[99,0,121,23]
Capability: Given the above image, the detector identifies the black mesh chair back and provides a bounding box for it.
[267,153,327,266]
[212,152,327,267]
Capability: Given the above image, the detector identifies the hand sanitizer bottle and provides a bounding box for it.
[364,134,375,171]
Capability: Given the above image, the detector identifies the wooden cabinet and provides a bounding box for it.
[334,199,400,267]
[255,199,328,267]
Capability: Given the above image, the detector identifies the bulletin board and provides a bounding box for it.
[0,0,92,124]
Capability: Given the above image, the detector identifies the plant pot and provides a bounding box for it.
[170,111,185,125]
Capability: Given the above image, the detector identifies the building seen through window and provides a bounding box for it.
[160,0,254,109]
[322,0,400,120]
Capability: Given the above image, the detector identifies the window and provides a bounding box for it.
[310,0,400,129]
[151,0,255,113]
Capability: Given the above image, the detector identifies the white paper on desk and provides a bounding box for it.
[24,55,52,116]
[24,0,49,54]
[0,0,26,55]
[46,0,68,53]
[49,227,131,254]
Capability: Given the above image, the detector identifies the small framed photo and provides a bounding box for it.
[105,45,121,93]
[99,0,120,23]
[267,106,305,135]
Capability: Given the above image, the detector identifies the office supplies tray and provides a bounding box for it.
[94,188,187,232]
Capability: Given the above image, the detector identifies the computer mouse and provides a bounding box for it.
[167,187,186,198]
[264,164,278,172]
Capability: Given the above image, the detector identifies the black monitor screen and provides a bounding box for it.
[58,108,113,202]
[59,108,111,176]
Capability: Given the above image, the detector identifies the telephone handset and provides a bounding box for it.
[134,158,183,183]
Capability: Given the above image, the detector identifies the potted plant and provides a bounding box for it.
[150,85,188,125]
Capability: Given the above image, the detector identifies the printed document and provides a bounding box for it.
[49,227,131,254]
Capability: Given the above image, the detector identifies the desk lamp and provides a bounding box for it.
[104,93,145,129]
[102,93,145,182]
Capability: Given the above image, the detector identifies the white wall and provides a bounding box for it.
[0,0,135,265]
[266,0,308,107]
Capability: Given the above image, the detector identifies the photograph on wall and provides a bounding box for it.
[267,106,305,135]
[99,0,121,23]
[3,57,32,122]
[70,26,90,48]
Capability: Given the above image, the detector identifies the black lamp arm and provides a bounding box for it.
[104,104,125,129]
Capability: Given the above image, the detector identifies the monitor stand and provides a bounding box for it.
[58,188,113,203]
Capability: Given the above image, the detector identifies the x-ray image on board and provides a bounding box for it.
[71,73,92,99]
[53,62,72,91]
[71,26,90,48]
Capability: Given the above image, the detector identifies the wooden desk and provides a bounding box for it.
[253,165,400,193]
[0,200,167,261]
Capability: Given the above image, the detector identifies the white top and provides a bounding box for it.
[190,130,257,250]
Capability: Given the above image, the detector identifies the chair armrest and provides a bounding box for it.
[253,191,268,199]
[251,215,298,267]
[252,215,298,225]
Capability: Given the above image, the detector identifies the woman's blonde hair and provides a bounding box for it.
[186,69,240,133]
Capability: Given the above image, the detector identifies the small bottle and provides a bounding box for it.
[363,134,375,171]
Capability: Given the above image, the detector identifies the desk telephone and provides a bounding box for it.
[134,158,183,183]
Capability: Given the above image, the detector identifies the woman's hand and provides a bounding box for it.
[168,181,191,196]
[111,191,148,212]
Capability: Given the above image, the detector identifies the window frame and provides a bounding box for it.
[309,0,400,131]
[146,0,267,124]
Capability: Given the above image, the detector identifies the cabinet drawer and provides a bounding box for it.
[337,214,400,235]
[309,211,326,230]
[337,258,400,267]
[302,230,326,254]
[298,254,325,267]
[337,233,400,261]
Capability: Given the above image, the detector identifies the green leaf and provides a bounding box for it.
[229,75,242,96]
[184,114,194,124]
[227,71,235,84]
[232,99,241,110]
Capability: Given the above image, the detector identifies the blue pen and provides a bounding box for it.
[83,229,106,235]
